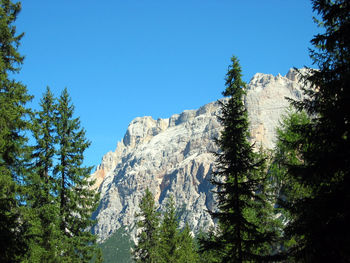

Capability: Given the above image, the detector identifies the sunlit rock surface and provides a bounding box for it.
[91,69,305,242]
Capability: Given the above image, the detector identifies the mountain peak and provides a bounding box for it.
[91,70,305,242]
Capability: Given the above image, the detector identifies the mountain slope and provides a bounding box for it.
[91,69,305,243]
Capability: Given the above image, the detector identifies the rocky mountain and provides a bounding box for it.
[91,68,306,243]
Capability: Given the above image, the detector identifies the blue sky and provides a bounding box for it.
[16,1,318,168]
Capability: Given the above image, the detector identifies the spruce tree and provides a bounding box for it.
[31,87,56,201]
[273,111,312,206]
[206,56,277,262]
[279,1,350,261]
[158,195,199,263]
[0,0,31,261]
[95,248,104,263]
[269,111,312,259]
[133,188,160,263]
[197,228,221,263]
[159,195,179,263]
[54,88,99,262]
[24,87,61,262]
[177,223,199,263]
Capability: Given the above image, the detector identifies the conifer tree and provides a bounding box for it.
[206,56,277,262]
[0,0,32,261]
[158,195,199,263]
[268,111,312,259]
[133,188,160,263]
[177,223,199,263]
[24,87,61,262]
[273,111,312,206]
[54,88,100,262]
[279,1,350,261]
[197,229,221,263]
[95,248,104,263]
[159,196,178,263]
[31,87,56,200]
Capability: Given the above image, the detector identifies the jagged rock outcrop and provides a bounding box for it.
[91,69,305,242]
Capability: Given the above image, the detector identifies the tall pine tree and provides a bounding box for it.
[54,88,100,262]
[159,195,199,263]
[270,111,312,259]
[133,188,160,263]
[0,0,32,261]
[205,56,277,262]
[177,223,199,263]
[197,228,221,263]
[159,195,178,263]
[24,87,61,262]
[279,1,350,261]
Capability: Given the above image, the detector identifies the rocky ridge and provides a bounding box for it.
[91,69,305,242]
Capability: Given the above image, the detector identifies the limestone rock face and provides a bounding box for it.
[245,68,305,149]
[91,69,305,242]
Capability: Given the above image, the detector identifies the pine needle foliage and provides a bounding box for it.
[24,88,100,262]
[134,191,199,263]
[159,196,178,263]
[206,56,278,262]
[277,1,350,261]
[0,0,32,261]
[177,223,199,263]
[23,87,61,262]
[159,196,199,263]
[133,188,160,263]
[54,88,100,262]
[0,2,100,261]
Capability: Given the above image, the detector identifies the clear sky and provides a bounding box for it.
[16,1,318,168]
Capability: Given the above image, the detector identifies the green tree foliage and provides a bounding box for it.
[99,227,133,263]
[273,111,312,206]
[269,111,312,258]
[159,196,178,263]
[159,196,198,263]
[0,0,32,261]
[134,192,199,263]
[204,56,278,262]
[22,88,100,262]
[177,223,199,263]
[197,229,221,263]
[133,188,160,263]
[95,248,104,263]
[277,1,350,261]
[0,1,100,261]
[23,87,61,262]
[54,88,100,262]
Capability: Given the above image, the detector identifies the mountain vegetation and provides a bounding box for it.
[99,227,133,263]
[272,0,350,261]
[133,189,199,263]
[198,56,279,262]
[0,0,100,262]
[0,0,32,261]
[1,0,349,262]
[132,1,350,262]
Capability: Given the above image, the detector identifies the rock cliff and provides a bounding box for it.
[91,69,305,242]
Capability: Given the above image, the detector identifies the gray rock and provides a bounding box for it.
[91,69,305,243]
